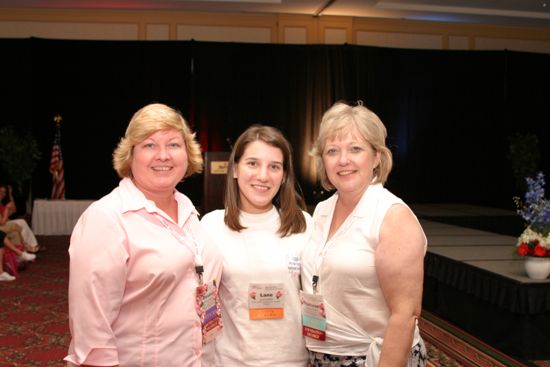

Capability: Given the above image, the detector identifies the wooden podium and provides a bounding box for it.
[202,152,230,213]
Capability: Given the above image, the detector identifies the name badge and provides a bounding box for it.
[248,283,285,320]
[286,254,301,276]
[196,280,223,344]
[300,291,327,341]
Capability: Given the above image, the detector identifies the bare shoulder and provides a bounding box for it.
[383,204,423,233]
[384,203,417,224]
[378,203,426,257]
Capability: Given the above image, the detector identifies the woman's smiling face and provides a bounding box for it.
[234,140,284,214]
[322,129,380,198]
[130,128,188,198]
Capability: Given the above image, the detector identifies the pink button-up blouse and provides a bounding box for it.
[65,178,222,367]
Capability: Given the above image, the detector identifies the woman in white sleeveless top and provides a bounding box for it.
[301,101,427,367]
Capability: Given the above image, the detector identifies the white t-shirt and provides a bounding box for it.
[201,207,313,367]
[301,183,426,361]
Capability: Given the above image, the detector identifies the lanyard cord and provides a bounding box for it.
[312,237,328,293]
[158,216,204,283]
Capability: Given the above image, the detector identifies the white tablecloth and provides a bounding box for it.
[31,199,95,235]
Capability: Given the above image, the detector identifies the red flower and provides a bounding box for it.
[517,243,530,256]
[197,285,206,295]
[533,244,548,257]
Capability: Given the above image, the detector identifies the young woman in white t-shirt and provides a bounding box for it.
[201,125,313,367]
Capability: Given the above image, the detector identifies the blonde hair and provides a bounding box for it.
[311,101,393,190]
[113,103,203,178]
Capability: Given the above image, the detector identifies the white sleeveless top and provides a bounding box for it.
[301,183,426,364]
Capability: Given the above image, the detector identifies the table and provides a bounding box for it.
[419,217,550,360]
[424,250,550,360]
[31,199,94,235]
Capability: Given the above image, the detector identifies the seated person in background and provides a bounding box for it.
[0,231,15,281]
[0,230,35,280]
[0,184,42,253]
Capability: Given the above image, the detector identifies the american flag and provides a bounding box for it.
[49,118,65,199]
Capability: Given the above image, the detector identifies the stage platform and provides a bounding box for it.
[413,204,550,361]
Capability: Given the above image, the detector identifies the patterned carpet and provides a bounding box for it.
[421,311,550,367]
[0,235,548,367]
[0,235,70,367]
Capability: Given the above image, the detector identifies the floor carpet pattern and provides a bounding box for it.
[1,235,548,366]
[0,236,70,366]
[420,310,549,367]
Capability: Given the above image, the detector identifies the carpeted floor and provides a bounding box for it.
[1,235,548,367]
[0,235,70,366]
[421,310,550,367]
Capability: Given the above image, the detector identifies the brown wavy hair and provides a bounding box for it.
[224,125,306,236]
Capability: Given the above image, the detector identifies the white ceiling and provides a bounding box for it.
[3,0,550,28]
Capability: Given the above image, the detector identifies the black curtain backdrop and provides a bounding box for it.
[0,38,549,211]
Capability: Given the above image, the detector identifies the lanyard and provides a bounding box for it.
[311,236,331,293]
[158,216,205,284]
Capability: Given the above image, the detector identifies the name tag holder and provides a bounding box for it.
[300,290,327,341]
[196,279,223,344]
[248,283,285,320]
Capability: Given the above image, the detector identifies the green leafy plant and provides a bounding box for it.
[0,126,42,197]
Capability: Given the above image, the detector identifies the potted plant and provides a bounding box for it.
[514,172,550,279]
[0,126,42,215]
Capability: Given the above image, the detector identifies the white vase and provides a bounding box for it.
[524,257,550,279]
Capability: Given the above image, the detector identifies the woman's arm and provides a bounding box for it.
[6,185,16,215]
[6,202,16,217]
[0,205,10,225]
[66,205,128,366]
[375,204,426,367]
[2,236,24,256]
[8,185,17,213]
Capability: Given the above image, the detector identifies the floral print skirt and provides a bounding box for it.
[307,341,427,367]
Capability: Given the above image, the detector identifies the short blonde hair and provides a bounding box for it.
[311,101,393,190]
[113,103,203,178]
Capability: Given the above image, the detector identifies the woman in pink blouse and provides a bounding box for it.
[65,103,222,367]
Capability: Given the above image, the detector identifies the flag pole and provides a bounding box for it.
[50,115,66,200]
